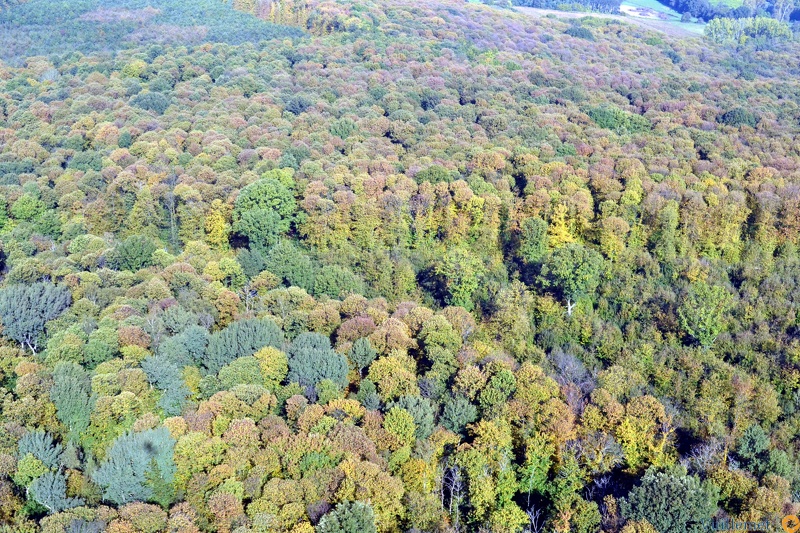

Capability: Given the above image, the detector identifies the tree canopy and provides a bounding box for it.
[0,0,796,530]
[0,282,71,353]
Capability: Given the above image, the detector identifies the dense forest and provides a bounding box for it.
[510,0,622,15]
[0,0,799,531]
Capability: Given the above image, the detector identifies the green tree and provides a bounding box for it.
[588,105,650,134]
[519,216,548,264]
[314,265,364,299]
[390,395,435,440]
[418,314,462,354]
[745,16,792,42]
[706,16,791,45]
[356,379,381,410]
[108,235,157,272]
[218,356,263,389]
[118,130,132,148]
[383,406,416,447]
[29,472,84,514]
[141,355,190,416]
[237,247,267,278]
[204,318,283,373]
[161,305,197,335]
[478,365,516,413]
[651,200,679,266]
[415,165,452,184]
[83,326,120,367]
[718,107,758,128]
[158,325,208,367]
[565,25,595,40]
[130,91,171,114]
[264,240,316,292]
[735,424,771,475]
[317,501,377,533]
[677,281,733,348]
[34,209,62,238]
[705,16,747,43]
[0,282,71,353]
[348,337,377,376]
[286,332,348,389]
[765,449,794,480]
[620,466,719,533]
[18,431,63,469]
[233,208,282,254]
[50,362,95,442]
[518,434,554,506]
[435,248,485,311]
[540,243,604,316]
[0,198,7,228]
[254,346,289,390]
[10,193,45,221]
[14,453,49,487]
[441,395,477,434]
[736,424,769,462]
[216,256,246,290]
[91,427,176,506]
[234,177,296,232]
[125,185,162,239]
[330,117,359,140]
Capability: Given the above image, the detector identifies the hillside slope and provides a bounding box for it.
[0,0,799,531]
[0,0,302,62]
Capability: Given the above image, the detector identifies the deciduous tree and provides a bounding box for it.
[678,281,733,348]
[540,243,604,316]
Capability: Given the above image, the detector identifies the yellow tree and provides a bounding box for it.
[615,395,675,472]
[335,458,405,532]
[205,199,231,251]
[547,204,576,248]
[124,185,161,239]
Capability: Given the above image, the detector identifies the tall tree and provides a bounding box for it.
[29,472,84,514]
[108,235,157,272]
[519,216,549,264]
[91,428,176,506]
[50,362,95,442]
[540,243,604,316]
[435,248,485,311]
[0,282,71,353]
[678,281,733,348]
[233,177,296,233]
[348,337,377,377]
[286,332,348,389]
[620,467,719,533]
[204,318,283,373]
[318,501,378,533]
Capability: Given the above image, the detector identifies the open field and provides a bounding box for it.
[515,3,705,36]
[621,0,706,33]
[708,0,745,9]
[621,0,684,19]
